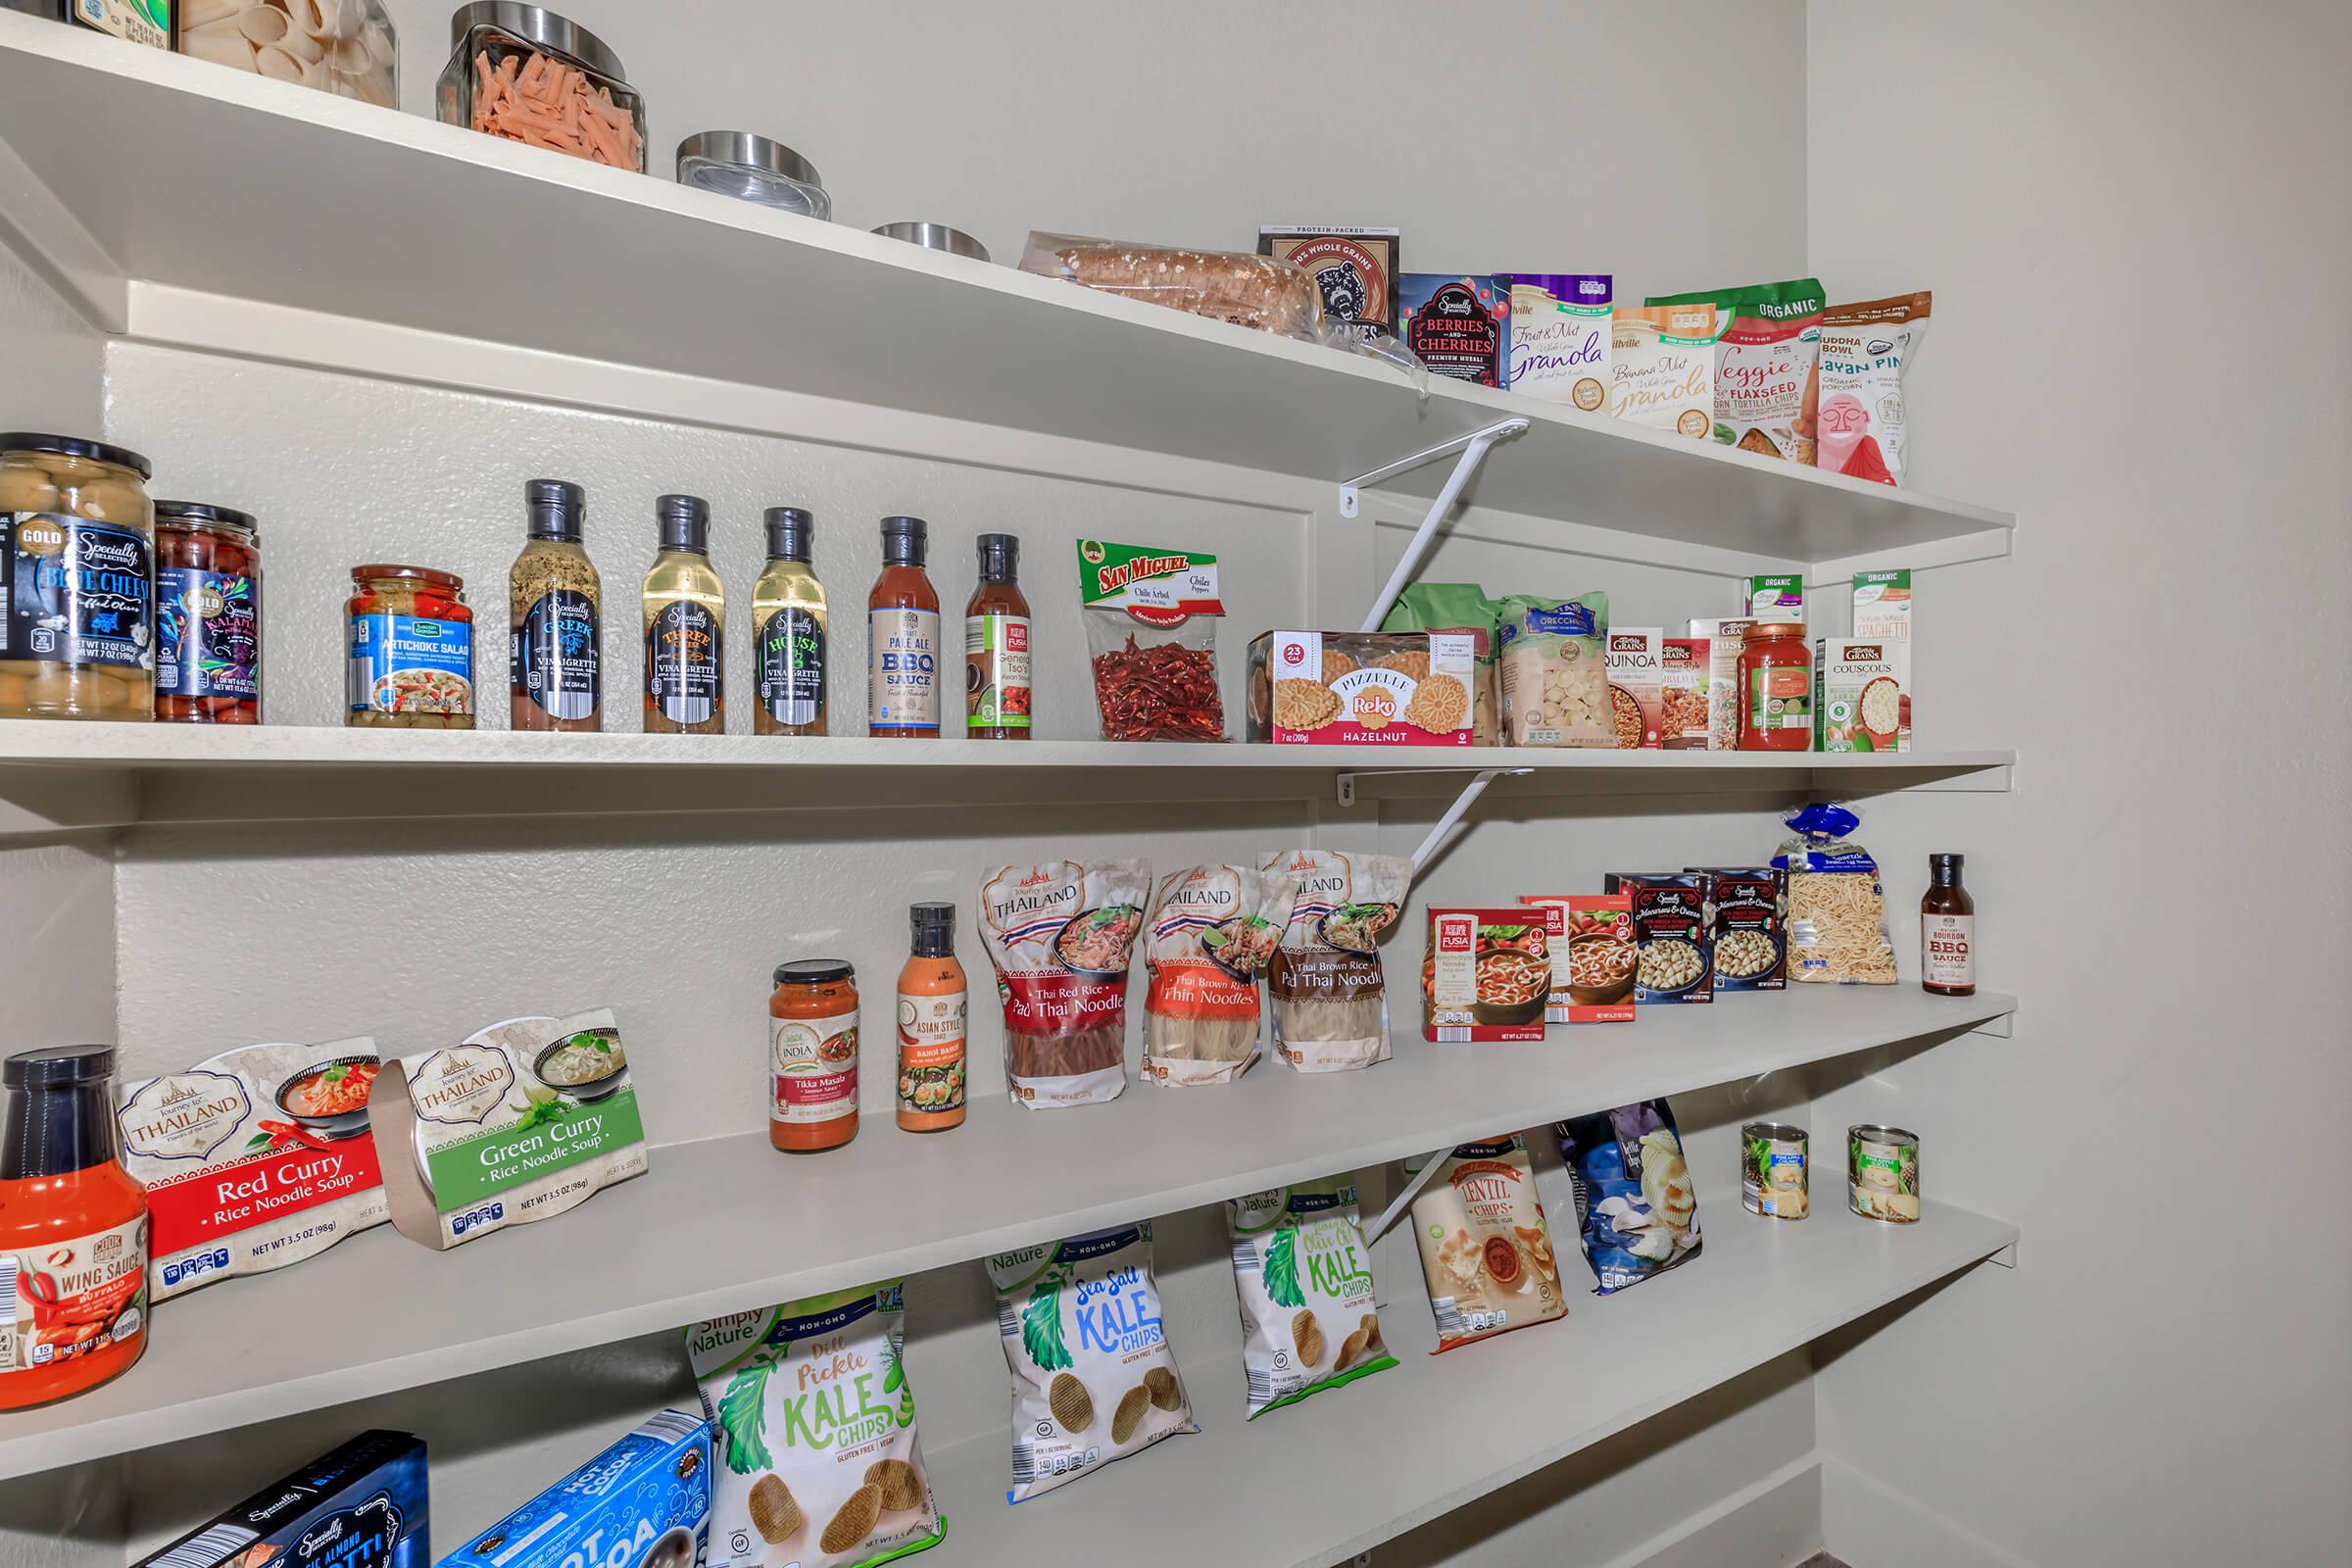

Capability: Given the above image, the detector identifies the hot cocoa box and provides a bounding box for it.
[1247,630,1476,746]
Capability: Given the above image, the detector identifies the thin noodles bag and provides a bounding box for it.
[979,859,1151,1105]
[1141,863,1288,1086]
[1772,803,1896,983]
[1259,850,1412,1071]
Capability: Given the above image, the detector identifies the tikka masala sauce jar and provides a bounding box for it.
[769,959,860,1152]
[1738,621,1811,752]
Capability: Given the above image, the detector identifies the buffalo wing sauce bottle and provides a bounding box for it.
[0,1045,148,1408]
[897,903,968,1132]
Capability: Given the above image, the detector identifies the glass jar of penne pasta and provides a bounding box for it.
[436,4,646,172]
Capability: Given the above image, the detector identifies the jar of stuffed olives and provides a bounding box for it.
[0,433,156,722]
[154,501,263,724]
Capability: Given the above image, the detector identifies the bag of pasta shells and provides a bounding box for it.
[987,1222,1197,1503]
[979,858,1151,1105]
[1258,850,1412,1071]
[1226,1179,1396,1417]
[1771,802,1897,983]
[1141,862,1289,1086]
[1555,1101,1702,1295]
[686,1283,946,1568]
[1495,591,1611,746]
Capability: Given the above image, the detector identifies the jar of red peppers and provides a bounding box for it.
[347,565,476,728]
[153,502,262,724]
[1077,538,1227,742]
[1738,622,1810,752]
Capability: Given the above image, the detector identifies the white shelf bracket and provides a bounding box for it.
[1410,767,1529,873]
[1343,418,1531,630]
[1364,1151,1453,1249]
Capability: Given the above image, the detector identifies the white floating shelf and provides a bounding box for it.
[0,985,2014,1479]
[0,16,2012,564]
[0,721,2016,832]
[927,1199,2019,1568]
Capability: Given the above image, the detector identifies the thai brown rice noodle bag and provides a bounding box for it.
[1258,850,1413,1071]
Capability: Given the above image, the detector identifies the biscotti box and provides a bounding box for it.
[1247,630,1475,746]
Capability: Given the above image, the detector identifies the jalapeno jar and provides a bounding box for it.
[348,565,476,729]
[0,434,156,722]
[154,502,263,724]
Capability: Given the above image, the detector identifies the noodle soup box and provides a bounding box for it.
[133,1430,429,1568]
[1423,906,1555,1041]
[1520,893,1636,1023]
[1815,638,1908,753]
[1248,630,1476,746]
[438,1410,710,1568]
[1603,874,1715,1004]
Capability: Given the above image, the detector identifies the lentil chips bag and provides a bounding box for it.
[1226,1180,1396,1416]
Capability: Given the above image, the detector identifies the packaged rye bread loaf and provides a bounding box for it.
[979,858,1150,1106]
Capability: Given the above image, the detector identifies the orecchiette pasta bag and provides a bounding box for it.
[1772,802,1897,983]
[1226,1180,1396,1416]
[1556,1101,1702,1295]
[1404,1136,1568,1351]
[686,1284,946,1568]
[1259,850,1414,1072]
[988,1222,1197,1502]
[1496,591,1611,747]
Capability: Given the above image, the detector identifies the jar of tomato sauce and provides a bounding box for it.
[348,564,475,729]
[154,501,263,724]
[1738,622,1811,752]
[0,1045,148,1409]
[769,959,859,1152]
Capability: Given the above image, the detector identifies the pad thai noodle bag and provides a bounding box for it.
[1771,803,1896,983]
[1141,863,1290,1087]
[1258,850,1413,1072]
[980,858,1152,1105]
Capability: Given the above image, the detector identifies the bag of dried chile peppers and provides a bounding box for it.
[1076,539,1229,742]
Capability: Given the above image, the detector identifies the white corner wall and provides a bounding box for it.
[1804,2,2352,1563]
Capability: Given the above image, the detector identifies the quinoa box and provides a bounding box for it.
[1604,627,1663,748]
[1248,630,1476,746]
[1422,906,1554,1041]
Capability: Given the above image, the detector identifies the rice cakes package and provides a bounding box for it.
[1260,850,1412,1072]
[117,1038,389,1299]
[1140,862,1287,1086]
[979,858,1151,1106]
[1404,1136,1567,1351]
[686,1285,945,1568]
[1226,1180,1396,1416]
[1556,1102,1701,1294]
[370,1009,646,1250]
[987,1222,1197,1502]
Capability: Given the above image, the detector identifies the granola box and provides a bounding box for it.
[1608,302,1718,438]
[118,1038,389,1299]
[1497,272,1613,410]
[1604,627,1663,748]
[1247,630,1475,746]
[1422,906,1554,1042]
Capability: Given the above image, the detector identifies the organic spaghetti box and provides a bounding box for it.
[119,1039,390,1299]
[1815,638,1907,753]
[1423,907,1554,1042]
[1851,568,1914,743]
[1603,627,1663,748]
[369,1008,646,1250]
[1520,895,1636,1023]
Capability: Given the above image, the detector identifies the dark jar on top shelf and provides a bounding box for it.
[154,501,263,724]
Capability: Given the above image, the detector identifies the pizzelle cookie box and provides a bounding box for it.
[368,1008,647,1250]
[118,1038,390,1299]
[1246,629,1476,746]
[440,1410,710,1568]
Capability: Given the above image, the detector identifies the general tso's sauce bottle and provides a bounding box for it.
[1921,853,1976,996]
[1738,622,1811,752]
[769,959,859,1152]
[964,533,1030,740]
[897,903,967,1133]
[0,1045,148,1409]
[867,515,939,737]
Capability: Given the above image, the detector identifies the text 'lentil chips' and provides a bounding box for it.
[988,1222,1197,1502]
[1226,1179,1396,1417]
[687,1284,945,1568]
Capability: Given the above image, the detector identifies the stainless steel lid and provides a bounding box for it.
[1848,1124,1919,1146]
[677,131,823,191]
[1742,1121,1808,1143]
[872,222,989,262]
[450,4,627,83]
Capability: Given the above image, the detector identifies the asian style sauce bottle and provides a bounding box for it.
[753,507,826,737]
[510,478,602,732]
[0,1045,148,1408]
[897,903,967,1133]
[963,533,1030,740]
[643,494,724,735]
[1921,853,1976,996]
[867,515,939,737]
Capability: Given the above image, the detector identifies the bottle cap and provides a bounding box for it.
[910,902,956,956]
[657,494,710,554]
[976,533,1018,578]
[773,958,854,986]
[526,478,586,541]
[3,1044,116,1090]
[880,515,927,565]
[1930,853,1964,875]
[764,507,813,562]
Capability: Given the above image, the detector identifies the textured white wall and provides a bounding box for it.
[0,240,99,433]
[1805,2,2352,1563]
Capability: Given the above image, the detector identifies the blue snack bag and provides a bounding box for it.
[1556,1101,1703,1295]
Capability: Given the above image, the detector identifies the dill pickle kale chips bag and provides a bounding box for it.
[688,1285,945,1568]
[1226,1180,1396,1416]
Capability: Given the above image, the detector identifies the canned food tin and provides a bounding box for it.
[1741,1121,1808,1219]
[1848,1124,1920,1222]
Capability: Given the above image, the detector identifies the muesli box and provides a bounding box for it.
[1603,874,1715,1004]
[1398,273,1508,387]
[1519,894,1636,1023]
[1423,906,1555,1042]
[369,1008,646,1250]
[119,1038,389,1299]
[1247,630,1475,746]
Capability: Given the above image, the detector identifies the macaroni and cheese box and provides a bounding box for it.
[1815,638,1907,753]
[1519,895,1636,1023]
[1423,907,1554,1041]
[1686,866,1787,991]
[438,1411,710,1568]
[1602,874,1715,1004]
[134,1431,428,1568]
[1247,630,1476,746]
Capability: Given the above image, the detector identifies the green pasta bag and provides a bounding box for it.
[1383,583,1500,744]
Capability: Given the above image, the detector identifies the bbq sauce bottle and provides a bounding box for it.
[867,516,940,737]
[1921,853,1975,996]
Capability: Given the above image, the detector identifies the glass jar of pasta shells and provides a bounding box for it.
[0,434,157,722]
[347,564,476,728]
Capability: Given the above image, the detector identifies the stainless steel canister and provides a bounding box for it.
[872,222,989,263]
[676,132,830,220]
[1741,1121,1808,1219]
[1848,1123,1920,1222]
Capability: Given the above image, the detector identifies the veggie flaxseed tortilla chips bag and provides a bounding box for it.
[1643,278,1825,464]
